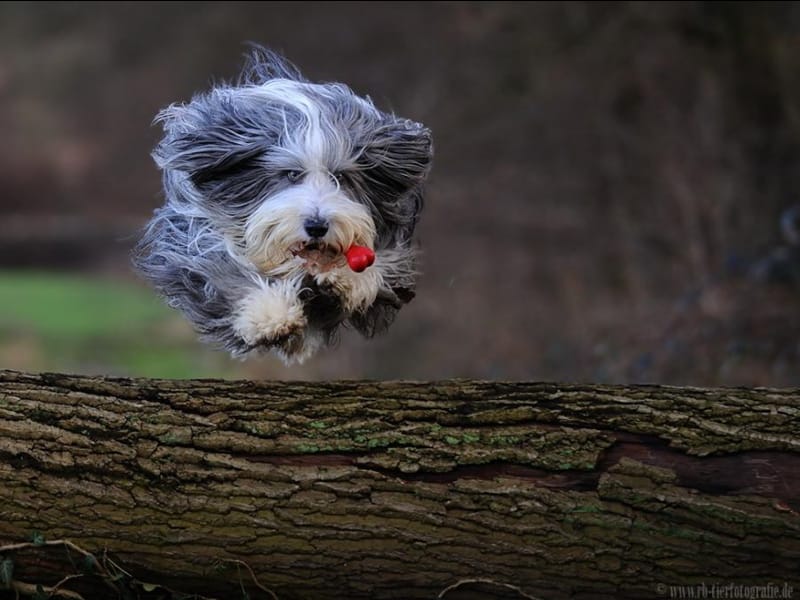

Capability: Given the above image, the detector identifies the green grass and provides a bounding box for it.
[0,271,167,338]
[0,271,234,379]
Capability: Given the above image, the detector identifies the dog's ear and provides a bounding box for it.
[238,44,306,84]
[152,100,273,190]
[360,119,433,192]
[152,124,268,189]
[357,118,433,245]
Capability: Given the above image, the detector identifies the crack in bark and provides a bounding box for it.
[234,435,800,506]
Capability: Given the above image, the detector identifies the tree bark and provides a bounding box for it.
[0,370,798,600]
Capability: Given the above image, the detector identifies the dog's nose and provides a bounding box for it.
[304,217,329,239]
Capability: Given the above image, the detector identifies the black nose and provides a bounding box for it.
[304,217,329,239]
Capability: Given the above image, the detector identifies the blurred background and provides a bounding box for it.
[1,1,799,384]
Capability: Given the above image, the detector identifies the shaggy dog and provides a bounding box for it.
[133,47,432,363]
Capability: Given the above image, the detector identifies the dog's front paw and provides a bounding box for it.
[315,266,383,313]
[233,282,307,348]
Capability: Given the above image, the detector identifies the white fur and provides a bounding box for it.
[315,264,383,313]
[233,276,306,346]
[237,80,370,173]
[244,172,376,276]
[372,246,419,283]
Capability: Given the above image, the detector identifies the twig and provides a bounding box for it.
[437,578,541,600]
[220,559,279,600]
[47,574,84,599]
[100,549,132,580]
[0,539,222,600]
[10,580,85,600]
[0,540,100,569]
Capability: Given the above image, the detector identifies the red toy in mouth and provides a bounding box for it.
[345,245,375,272]
[291,243,375,274]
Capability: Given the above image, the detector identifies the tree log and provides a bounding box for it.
[0,370,798,599]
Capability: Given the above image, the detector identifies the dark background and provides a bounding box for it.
[1,1,799,384]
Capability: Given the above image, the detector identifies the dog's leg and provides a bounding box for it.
[314,265,383,314]
[232,276,308,350]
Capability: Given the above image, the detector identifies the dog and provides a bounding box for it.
[133,47,433,364]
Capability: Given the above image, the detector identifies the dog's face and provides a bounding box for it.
[153,49,431,276]
[135,48,432,362]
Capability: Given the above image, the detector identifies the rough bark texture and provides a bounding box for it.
[0,370,798,600]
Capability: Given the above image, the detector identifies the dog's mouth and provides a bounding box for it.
[289,241,346,274]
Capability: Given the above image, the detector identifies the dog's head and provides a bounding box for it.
[152,47,432,277]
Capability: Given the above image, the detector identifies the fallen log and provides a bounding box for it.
[0,370,798,599]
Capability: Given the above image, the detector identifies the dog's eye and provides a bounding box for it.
[285,170,303,184]
[332,171,345,183]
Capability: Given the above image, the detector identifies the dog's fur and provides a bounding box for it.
[133,47,432,363]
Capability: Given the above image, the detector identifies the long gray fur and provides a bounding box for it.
[133,47,432,360]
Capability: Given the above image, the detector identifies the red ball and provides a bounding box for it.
[345,245,376,272]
